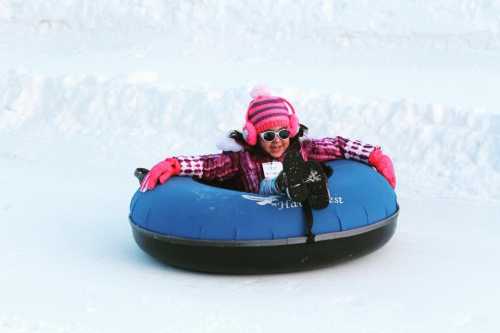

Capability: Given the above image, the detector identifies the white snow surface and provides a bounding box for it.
[1,1,500,332]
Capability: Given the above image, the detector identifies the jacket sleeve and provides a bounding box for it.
[175,152,242,181]
[302,136,377,163]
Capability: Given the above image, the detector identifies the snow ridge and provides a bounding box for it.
[1,71,499,201]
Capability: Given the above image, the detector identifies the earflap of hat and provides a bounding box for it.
[242,122,257,146]
[281,98,299,137]
[289,113,299,137]
[243,99,258,145]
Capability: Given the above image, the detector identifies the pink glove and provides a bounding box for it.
[140,158,181,192]
[368,149,396,189]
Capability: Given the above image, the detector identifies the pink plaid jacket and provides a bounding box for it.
[175,136,377,193]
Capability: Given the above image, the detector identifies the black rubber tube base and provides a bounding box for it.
[130,215,397,274]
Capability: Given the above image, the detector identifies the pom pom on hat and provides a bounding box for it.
[250,85,272,99]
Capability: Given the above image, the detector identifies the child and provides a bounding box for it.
[139,87,396,211]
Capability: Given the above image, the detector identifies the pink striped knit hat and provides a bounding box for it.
[242,86,299,145]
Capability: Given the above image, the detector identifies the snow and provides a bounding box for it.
[1,1,500,332]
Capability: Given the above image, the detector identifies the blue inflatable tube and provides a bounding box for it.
[129,159,399,273]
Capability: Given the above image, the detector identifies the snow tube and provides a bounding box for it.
[129,159,399,273]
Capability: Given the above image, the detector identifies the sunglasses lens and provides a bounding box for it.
[261,131,276,141]
[278,129,290,139]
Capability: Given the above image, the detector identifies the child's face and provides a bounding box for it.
[258,127,291,159]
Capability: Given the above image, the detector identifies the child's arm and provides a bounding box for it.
[140,152,242,192]
[303,136,376,163]
[303,136,396,188]
[176,153,241,180]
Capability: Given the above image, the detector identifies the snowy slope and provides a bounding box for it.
[1,1,500,332]
[1,177,499,332]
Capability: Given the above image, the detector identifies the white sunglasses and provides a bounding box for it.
[259,129,290,142]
